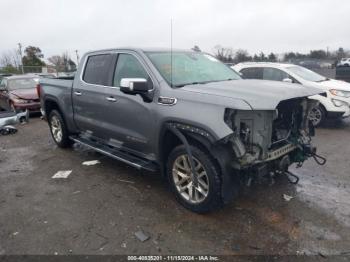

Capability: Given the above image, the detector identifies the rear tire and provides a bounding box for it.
[48,110,72,148]
[166,144,223,213]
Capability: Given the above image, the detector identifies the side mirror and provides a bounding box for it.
[0,84,6,91]
[120,78,150,93]
[282,78,293,83]
[119,78,154,103]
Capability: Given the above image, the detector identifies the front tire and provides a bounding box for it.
[166,144,223,213]
[48,110,72,148]
[309,105,325,127]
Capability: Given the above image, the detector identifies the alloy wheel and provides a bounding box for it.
[308,107,322,126]
[50,115,63,143]
[172,154,209,204]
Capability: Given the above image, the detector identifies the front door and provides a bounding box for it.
[103,52,156,158]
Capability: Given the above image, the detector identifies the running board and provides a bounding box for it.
[70,136,158,172]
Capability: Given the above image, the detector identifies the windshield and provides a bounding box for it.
[146,51,241,87]
[8,78,37,90]
[287,66,326,82]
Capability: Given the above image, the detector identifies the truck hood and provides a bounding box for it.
[10,88,38,100]
[182,79,323,110]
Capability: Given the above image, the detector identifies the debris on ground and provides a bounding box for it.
[121,243,127,248]
[135,230,150,242]
[72,191,81,195]
[128,185,142,195]
[52,170,72,179]
[231,244,241,252]
[82,160,100,166]
[0,125,17,136]
[248,245,261,250]
[283,194,294,202]
[117,179,135,184]
[12,232,19,236]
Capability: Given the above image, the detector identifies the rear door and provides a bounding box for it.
[72,53,116,140]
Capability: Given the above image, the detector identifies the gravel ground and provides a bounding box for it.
[0,117,349,257]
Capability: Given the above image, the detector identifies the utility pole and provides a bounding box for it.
[75,50,80,65]
[18,43,24,74]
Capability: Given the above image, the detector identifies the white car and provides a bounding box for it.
[232,62,350,126]
[338,58,350,67]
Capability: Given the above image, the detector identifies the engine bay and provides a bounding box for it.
[224,97,320,169]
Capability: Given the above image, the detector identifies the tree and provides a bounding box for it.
[22,46,45,67]
[0,50,21,73]
[253,54,259,61]
[213,45,233,63]
[234,49,252,63]
[191,45,201,52]
[284,52,297,60]
[268,52,277,62]
[309,50,327,59]
[0,50,21,68]
[48,52,76,73]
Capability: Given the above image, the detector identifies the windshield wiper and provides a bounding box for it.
[174,82,203,88]
[174,78,237,88]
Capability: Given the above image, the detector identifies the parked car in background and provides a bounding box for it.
[336,66,350,83]
[0,73,12,82]
[0,75,40,113]
[233,62,350,126]
[39,48,322,212]
[338,58,350,67]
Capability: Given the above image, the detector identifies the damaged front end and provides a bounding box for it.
[223,97,325,183]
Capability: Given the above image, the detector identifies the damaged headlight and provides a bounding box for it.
[329,89,350,98]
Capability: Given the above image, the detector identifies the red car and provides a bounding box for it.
[0,75,40,113]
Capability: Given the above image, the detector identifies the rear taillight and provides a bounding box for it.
[36,84,41,98]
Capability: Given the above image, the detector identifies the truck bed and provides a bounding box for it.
[40,78,74,89]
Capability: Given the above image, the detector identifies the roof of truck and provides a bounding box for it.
[85,47,196,55]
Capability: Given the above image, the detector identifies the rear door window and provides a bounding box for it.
[83,54,113,85]
[240,67,263,79]
[263,68,289,81]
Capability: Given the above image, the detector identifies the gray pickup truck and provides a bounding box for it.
[39,48,323,213]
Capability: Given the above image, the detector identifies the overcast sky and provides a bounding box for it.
[0,0,349,62]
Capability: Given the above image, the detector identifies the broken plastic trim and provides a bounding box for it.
[167,124,199,187]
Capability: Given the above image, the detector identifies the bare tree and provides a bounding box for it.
[48,55,64,72]
[213,45,233,63]
[48,52,77,73]
[234,49,252,63]
[0,49,21,68]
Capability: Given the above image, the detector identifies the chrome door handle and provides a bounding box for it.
[74,91,82,96]
[106,97,117,102]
